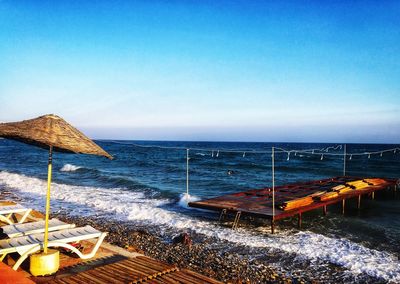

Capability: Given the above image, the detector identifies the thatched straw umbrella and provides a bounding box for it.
[0,114,112,275]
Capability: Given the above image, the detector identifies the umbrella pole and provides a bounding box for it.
[43,146,53,254]
[30,145,59,276]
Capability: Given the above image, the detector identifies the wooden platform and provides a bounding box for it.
[44,255,222,284]
[189,176,398,233]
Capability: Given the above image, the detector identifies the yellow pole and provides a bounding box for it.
[43,146,53,254]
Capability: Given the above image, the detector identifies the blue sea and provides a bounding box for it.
[0,139,399,283]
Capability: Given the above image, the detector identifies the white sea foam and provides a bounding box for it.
[60,164,82,172]
[178,193,201,208]
[0,170,399,282]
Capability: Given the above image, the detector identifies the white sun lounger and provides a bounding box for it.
[0,226,107,270]
[1,218,76,238]
[0,204,32,225]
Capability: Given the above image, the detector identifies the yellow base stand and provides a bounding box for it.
[29,249,59,276]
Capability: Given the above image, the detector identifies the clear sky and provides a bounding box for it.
[0,1,399,143]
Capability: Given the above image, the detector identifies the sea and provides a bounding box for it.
[0,139,399,283]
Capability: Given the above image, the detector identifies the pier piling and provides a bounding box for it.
[219,209,227,222]
[271,219,275,234]
[298,213,302,229]
[342,199,346,215]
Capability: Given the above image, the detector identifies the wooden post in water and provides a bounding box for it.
[343,144,346,176]
[271,147,275,234]
[357,195,361,209]
[342,199,346,215]
[323,205,327,215]
[372,191,375,200]
[298,213,302,229]
[186,149,189,197]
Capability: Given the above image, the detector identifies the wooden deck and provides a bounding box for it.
[44,255,222,284]
[188,176,398,233]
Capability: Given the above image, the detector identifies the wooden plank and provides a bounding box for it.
[180,268,223,284]
[94,265,138,282]
[168,271,200,284]
[55,277,83,284]
[129,257,174,273]
[48,277,74,284]
[68,273,106,284]
[146,278,170,284]
[84,269,127,284]
[118,259,160,276]
[131,258,166,271]
[107,262,150,279]
[136,256,177,270]
[155,274,181,284]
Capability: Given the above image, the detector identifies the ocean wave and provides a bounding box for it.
[58,165,156,191]
[0,170,400,282]
[178,193,201,208]
[60,164,82,172]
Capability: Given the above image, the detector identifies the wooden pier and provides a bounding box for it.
[188,176,398,233]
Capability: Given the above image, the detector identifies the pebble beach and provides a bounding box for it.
[53,213,297,284]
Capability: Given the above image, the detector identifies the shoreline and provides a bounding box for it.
[53,213,296,283]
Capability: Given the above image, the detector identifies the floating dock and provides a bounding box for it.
[188,176,398,233]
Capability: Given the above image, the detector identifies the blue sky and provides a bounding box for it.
[0,1,399,143]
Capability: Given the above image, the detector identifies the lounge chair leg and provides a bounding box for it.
[19,209,32,223]
[0,254,7,262]
[49,233,107,260]
[82,233,107,259]
[13,247,41,270]
[0,215,13,225]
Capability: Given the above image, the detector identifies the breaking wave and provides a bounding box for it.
[60,164,82,172]
[178,193,201,208]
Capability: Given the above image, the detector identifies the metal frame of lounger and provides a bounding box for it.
[0,205,32,225]
[1,218,76,238]
[0,226,107,270]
